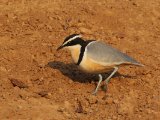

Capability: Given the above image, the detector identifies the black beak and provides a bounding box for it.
[57,45,64,51]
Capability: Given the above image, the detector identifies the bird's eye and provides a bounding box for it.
[68,41,72,44]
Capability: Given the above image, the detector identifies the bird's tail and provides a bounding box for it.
[132,62,144,67]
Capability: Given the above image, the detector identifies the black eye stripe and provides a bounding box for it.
[64,34,80,43]
[65,38,83,46]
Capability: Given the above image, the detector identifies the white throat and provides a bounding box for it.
[66,45,81,63]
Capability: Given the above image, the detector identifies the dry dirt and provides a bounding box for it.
[0,0,160,120]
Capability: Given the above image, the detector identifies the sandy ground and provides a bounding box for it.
[0,0,160,119]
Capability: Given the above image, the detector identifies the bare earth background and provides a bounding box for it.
[0,0,160,120]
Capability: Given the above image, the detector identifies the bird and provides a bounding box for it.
[57,34,144,95]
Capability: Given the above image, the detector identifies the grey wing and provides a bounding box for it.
[86,41,142,66]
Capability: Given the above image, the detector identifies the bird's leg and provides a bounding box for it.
[105,67,119,84]
[92,74,103,95]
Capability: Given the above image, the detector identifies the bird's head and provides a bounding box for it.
[57,34,84,51]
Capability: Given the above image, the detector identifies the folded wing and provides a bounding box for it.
[86,41,142,66]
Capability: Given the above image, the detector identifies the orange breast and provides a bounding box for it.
[79,55,113,73]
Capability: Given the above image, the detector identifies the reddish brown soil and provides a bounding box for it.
[0,0,160,119]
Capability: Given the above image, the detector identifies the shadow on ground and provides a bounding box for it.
[47,61,136,83]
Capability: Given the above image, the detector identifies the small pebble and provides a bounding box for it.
[79,27,92,34]
[87,96,98,104]
[64,101,71,110]
[75,101,83,113]
[10,78,28,88]
[113,99,119,104]
[106,97,113,104]
[37,91,48,97]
